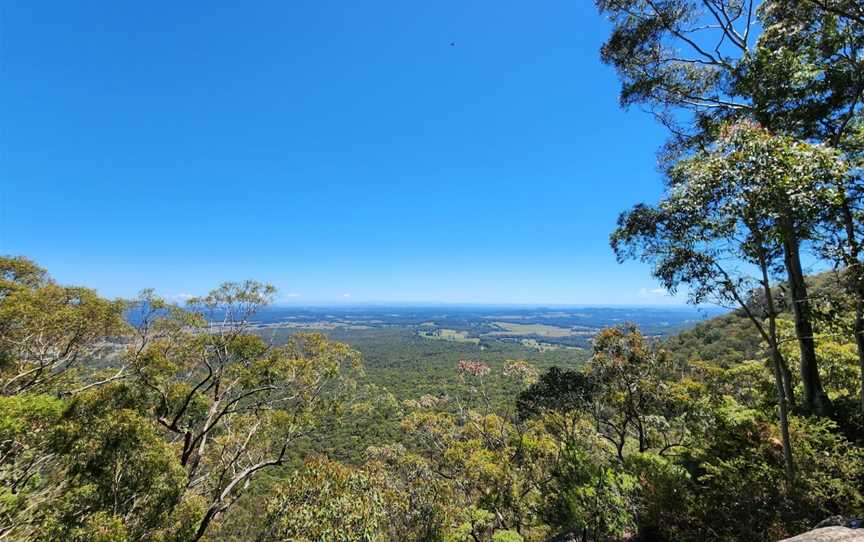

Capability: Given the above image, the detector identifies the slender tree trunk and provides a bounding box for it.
[781,224,832,416]
[194,505,221,542]
[770,346,796,488]
[755,238,796,487]
[192,454,285,541]
[765,300,796,488]
[779,350,795,409]
[855,287,864,414]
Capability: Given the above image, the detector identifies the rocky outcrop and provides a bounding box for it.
[780,527,864,541]
[781,523,864,542]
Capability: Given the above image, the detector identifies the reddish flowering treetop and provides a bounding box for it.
[457,360,491,378]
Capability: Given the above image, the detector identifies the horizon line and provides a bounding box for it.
[257,301,726,310]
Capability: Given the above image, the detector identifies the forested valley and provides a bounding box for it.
[4,0,864,541]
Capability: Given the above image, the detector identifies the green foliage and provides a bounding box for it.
[0,394,64,537]
[261,458,387,542]
[122,285,365,540]
[662,405,864,542]
[543,445,637,541]
[0,256,49,296]
[0,280,127,396]
[596,0,864,155]
[2,256,863,542]
[516,367,594,420]
[39,386,188,542]
[491,530,524,542]
[602,0,864,420]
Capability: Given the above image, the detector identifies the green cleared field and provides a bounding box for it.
[488,321,574,337]
[418,328,481,344]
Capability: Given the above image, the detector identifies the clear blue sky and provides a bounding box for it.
[1,1,680,305]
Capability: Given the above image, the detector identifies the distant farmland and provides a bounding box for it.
[487,322,575,338]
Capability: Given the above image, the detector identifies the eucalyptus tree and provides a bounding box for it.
[0,259,182,541]
[0,256,127,397]
[128,283,363,541]
[0,256,48,296]
[587,325,692,460]
[811,159,864,416]
[813,143,864,413]
[754,0,864,416]
[596,0,863,148]
[612,179,804,479]
[597,0,864,416]
[611,122,848,482]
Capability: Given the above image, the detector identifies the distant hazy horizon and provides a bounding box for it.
[249,301,720,310]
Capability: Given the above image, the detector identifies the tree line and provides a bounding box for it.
[602,0,863,488]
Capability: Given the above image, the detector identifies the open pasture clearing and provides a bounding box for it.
[487,322,574,337]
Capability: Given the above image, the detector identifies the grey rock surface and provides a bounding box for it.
[780,527,864,542]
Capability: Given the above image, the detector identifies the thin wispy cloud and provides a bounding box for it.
[638,287,668,297]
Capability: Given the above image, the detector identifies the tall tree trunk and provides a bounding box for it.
[755,238,796,488]
[855,294,864,414]
[781,224,832,417]
[770,347,796,487]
